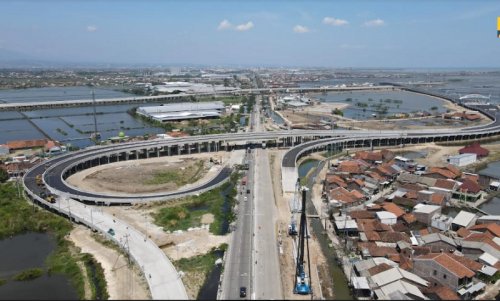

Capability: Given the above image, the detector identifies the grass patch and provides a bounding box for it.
[0,278,5,286]
[152,172,239,234]
[82,253,109,300]
[13,268,43,281]
[144,160,205,186]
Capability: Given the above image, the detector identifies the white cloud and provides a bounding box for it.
[364,19,385,27]
[217,19,233,30]
[86,25,98,32]
[235,21,254,31]
[323,17,349,26]
[293,25,310,33]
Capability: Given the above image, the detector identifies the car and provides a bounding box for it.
[107,228,115,236]
[239,286,247,298]
[244,196,248,201]
[246,189,250,194]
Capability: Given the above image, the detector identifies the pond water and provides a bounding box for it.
[0,87,166,148]
[0,232,78,300]
[313,90,448,120]
[479,197,500,215]
[479,161,500,179]
[0,86,130,103]
[398,150,428,160]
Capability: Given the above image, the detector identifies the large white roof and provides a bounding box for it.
[375,280,427,300]
[371,267,429,287]
[452,210,476,227]
[479,252,498,266]
[413,204,441,214]
[137,101,225,114]
[376,211,397,220]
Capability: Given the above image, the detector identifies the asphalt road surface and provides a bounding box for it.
[220,151,254,299]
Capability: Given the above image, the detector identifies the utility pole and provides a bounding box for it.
[91,89,99,144]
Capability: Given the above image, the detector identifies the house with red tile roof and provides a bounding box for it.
[382,202,405,218]
[328,187,363,206]
[422,285,460,300]
[459,142,489,158]
[469,223,500,237]
[6,139,47,151]
[434,178,458,190]
[413,252,476,291]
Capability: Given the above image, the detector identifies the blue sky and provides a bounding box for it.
[0,0,499,67]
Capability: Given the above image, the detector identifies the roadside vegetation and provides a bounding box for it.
[0,183,109,300]
[152,172,239,234]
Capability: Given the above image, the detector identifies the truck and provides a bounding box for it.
[35,174,43,186]
[45,194,56,203]
[241,176,248,186]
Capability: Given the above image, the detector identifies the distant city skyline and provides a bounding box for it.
[1,0,500,68]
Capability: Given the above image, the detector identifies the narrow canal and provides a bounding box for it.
[299,159,354,300]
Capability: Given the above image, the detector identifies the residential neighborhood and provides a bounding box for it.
[322,144,500,300]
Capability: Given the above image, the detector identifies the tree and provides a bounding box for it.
[0,168,8,183]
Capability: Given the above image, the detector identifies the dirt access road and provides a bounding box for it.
[69,225,151,300]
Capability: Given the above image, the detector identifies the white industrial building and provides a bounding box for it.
[447,153,477,167]
[151,81,236,94]
[136,101,225,122]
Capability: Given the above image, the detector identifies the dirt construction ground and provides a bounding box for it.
[67,153,229,195]
[69,225,151,300]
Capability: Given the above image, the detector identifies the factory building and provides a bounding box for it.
[136,101,225,122]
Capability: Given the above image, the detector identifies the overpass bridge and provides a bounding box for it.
[1,85,394,111]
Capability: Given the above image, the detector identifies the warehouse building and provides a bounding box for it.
[136,101,226,122]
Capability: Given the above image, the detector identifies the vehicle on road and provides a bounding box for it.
[246,189,250,194]
[244,196,248,201]
[35,174,43,186]
[107,228,115,236]
[239,286,247,298]
[241,176,247,186]
[45,194,56,203]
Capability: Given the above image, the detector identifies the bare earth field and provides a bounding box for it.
[67,153,229,195]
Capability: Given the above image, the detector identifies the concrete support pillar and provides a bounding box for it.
[146,149,150,158]
[177,145,181,155]
[167,146,171,156]
[157,148,160,157]
[188,144,191,154]
[198,143,201,153]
